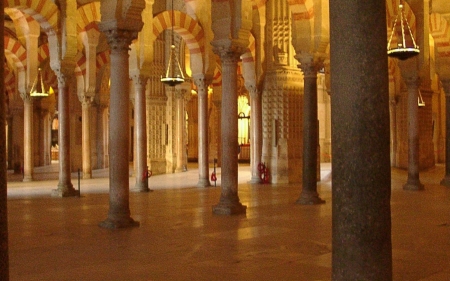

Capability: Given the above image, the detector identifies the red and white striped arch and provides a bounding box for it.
[4,36,26,71]
[429,13,450,58]
[153,10,205,75]
[288,0,314,20]
[4,67,16,95]
[4,0,59,31]
[77,2,101,33]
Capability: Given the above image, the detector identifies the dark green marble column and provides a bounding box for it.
[329,0,392,279]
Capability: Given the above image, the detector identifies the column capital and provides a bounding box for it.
[100,28,137,52]
[20,92,33,103]
[404,75,421,90]
[193,74,212,97]
[212,44,245,64]
[296,54,323,78]
[131,74,148,87]
[79,95,94,107]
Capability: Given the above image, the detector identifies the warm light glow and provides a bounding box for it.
[30,68,49,97]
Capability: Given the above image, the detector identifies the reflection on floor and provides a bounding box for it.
[6,163,450,280]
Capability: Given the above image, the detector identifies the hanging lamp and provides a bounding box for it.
[161,0,185,86]
[30,68,49,97]
[418,90,425,107]
[387,2,420,60]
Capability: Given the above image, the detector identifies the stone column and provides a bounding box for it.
[329,0,392,279]
[212,47,246,215]
[132,75,150,192]
[440,80,450,187]
[52,72,78,197]
[99,28,139,229]
[403,76,424,191]
[175,89,186,173]
[21,95,33,182]
[296,55,325,205]
[248,84,262,183]
[80,96,93,179]
[194,74,211,187]
[0,4,9,277]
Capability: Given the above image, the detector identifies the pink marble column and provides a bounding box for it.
[52,72,78,197]
[132,75,150,192]
[403,76,424,191]
[212,47,246,215]
[296,56,325,205]
[22,96,34,182]
[193,74,211,187]
[248,84,262,183]
[99,28,139,229]
[81,97,93,179]
[440,80,450,187]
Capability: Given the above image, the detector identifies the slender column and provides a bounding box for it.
[194,74,211,187]
[248,84,262,183]
[21,96,33,182]
[132,75,150,192]
[212,48,246,215]
[175,89,186,172]
[440,80,450,187]
[52,73,78,197]
[0,4,9,278]
[296,55,325,205]
[330,0,392,279]
[403,76,424,191]
[81,96,93,179]
[99,28,139,229]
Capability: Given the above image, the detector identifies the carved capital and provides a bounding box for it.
[296,54,322,78]
[131,75,148,88]
[212,43,245,64]
[20,92,33,103]
[80,95,94,107]
[100,28,137,52]
[193,74,212,97]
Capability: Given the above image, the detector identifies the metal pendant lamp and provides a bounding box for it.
[161,0,185,87]
[30,68,49,97]
[387,2,420,60]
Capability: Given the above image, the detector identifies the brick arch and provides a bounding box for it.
[4,0,59,31]
[429,13,450,58]
[153,10,205,75]
[4,36,26,71]
[38,43,50,63]
[77,2,101,33]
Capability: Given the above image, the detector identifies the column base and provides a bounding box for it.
[131,182,152,192]
[82,173,92,179]
[52,184,79,197]
[197,178,211,188]
[249,175,262,184]
[296,191,326,205]
[440,175,450,187]
[213,198,247,215]
[22,176,33,182]
[99,217,140,229]
[403,179,424,191]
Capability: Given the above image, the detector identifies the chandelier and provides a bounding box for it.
[387,3,420,60]
[161,0,185,86]
[30,68,49,97]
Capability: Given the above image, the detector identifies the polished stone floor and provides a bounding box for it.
[6,163,450,280]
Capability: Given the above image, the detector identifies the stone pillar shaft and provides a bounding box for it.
[23,98,33,182]
[249,86,262,183]
[440,80,450,187]
[132,76,150,192]
[403,77,424,190]
[194,76,211,187]
[81,99,92,179]
[52,75,77,197]
[297,58,324,205]
[329,0,392,279]
[175,91,185,172]
[212,50,246,215]
[99,29,138,228]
